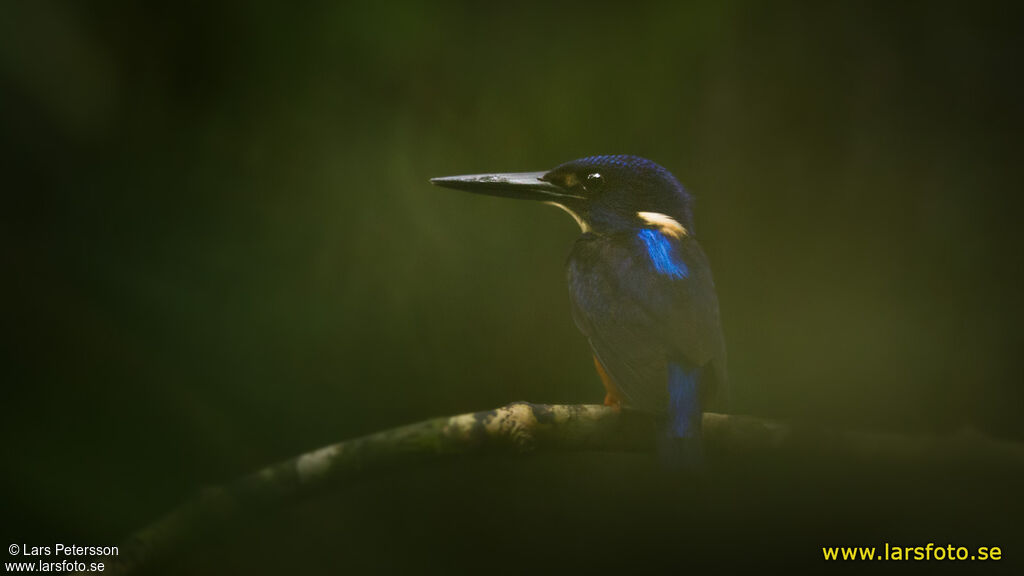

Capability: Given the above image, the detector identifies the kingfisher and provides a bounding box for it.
[431,155,726,466]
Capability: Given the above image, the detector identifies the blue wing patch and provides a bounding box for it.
[637,229,688,279]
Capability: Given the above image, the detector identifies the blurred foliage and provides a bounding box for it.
[2,0,1022,572]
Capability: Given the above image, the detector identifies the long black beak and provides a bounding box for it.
[430,171,584,202]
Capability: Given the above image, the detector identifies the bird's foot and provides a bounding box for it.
[603,393,622,411]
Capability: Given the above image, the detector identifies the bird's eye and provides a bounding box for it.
[584,173,604,191]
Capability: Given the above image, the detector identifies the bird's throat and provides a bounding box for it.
[544,201,590,233]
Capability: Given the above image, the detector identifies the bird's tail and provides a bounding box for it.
[658,362,704,470]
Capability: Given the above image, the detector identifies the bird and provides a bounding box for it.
[431,155,726,467]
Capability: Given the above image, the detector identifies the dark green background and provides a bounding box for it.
[3,1,1022,572]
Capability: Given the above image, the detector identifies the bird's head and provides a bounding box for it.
[431,155,694,237]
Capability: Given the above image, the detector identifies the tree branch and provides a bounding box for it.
[99,402,1024,575]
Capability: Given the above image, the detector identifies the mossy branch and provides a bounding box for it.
[98,403,1024,575]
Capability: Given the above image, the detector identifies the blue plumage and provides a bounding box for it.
[432,155,727,470]
[638,229,689,279]
[571,155,674,176]
[667,362,701,438]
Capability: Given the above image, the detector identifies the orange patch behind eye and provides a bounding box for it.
[636,211,688,238]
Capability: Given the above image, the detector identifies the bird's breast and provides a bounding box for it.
[567,231,691,300]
